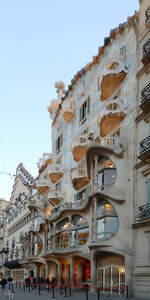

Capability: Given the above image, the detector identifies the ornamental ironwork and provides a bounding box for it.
[139,136,150,156]
[138,203,150,220]
[141,82,150,106]
[146,6,150,24]
[143,38,150,59]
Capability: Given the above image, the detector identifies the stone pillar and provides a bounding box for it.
[94,156,98,193]
[46,261,49,278]
[70,256,74,285]
[125,256,133,297]
[30,232,33,256]
[57,262,62,285]
[92,197,97,242]
[91,254,97,288]
[53,224,56,248]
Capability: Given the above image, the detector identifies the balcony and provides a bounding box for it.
[140,83,150,113]
[70,166,90,190]
[61,98,74,123]
[47,163,64,184]
[142,38,150,66]
[139,136,150,161]
[99,99,126,137]
[36,179,49,194]
[146,6,150,26]
[71,134,92,162]
[48,190,63,206]
[133,203,150,227]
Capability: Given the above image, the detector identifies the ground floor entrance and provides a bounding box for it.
[96,253,125,295]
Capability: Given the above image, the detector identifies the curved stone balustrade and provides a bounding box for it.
[71,133,94,162]
[70,166,90,190]
[49,191,90,222]
[47,163,64,184]
[37,153,52,174]
[48,190,63,206]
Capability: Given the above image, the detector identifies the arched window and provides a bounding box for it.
[97,200,118,240]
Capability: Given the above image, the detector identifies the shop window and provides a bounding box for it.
[80,96,90,123]
[96,200,118,240]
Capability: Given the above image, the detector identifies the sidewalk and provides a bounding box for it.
[0,286,148,300]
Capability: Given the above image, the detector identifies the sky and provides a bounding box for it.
[0,0,139,200]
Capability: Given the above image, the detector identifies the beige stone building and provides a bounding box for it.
[0,198,9,279]
[3,163,34,280]
[22,12,138,297]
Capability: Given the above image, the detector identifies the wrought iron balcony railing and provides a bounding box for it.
[137,203,150,221]
[141,83,150,107]
[146,6,150,25]
[142,38,150,65]
[139,136,150,157]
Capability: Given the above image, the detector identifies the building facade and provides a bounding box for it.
[22,13,138,297]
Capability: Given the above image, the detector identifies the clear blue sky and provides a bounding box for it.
[0,0,139,200]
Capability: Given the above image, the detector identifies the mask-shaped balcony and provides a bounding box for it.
[142,38,150,66]
[70,166,90,190]
[48,190,63,206]
[140,83,150,114]
[35,179,49,194]
[71,134,93,162]
[37,154,52,174]
[99,100,126,137]
[47,99,60,120]
[100,60,128,101]
[47,163,64,184]
[61,98,74,123]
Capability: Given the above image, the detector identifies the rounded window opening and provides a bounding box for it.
[55,215,89,249]
[97,156,117,190]
[96,199,118,240]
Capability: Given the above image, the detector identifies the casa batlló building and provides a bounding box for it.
[8,0,150,298]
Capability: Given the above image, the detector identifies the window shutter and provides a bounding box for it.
[146,178,150,204]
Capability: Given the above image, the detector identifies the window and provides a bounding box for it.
[97,157,117,190]
[120,46,126,60]
[56,133,63,152]
[97,200,118,240]
[80,96,90,123]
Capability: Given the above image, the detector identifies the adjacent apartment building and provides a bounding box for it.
[0,198,9,279]
[3,163,34,280]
